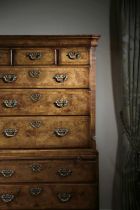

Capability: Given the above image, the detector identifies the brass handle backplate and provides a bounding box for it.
[30,93,41,102]
[3,128,18,137]
[31,163,42,172]
[54,128,69,137]
[30,187,42,196]
[57,168,72,177]
[3,99,17,108]
[30,120,42,128]
[54,99,68,108]
[0,73,17,83]
[67,51,80,60]
[28,70,40,78]
[0,194,15,203]
[57,192,72,202]
[53,74,68,83]
[0,169,15,177]
[27,52,42,60]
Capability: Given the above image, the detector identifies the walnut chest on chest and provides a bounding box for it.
[0,35,100,210]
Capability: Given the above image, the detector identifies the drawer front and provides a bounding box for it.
[0,89,89,115]
[13,48,55,65]
[0,184,97,209]
[0,116,90,148]
[59,48,89,65]
[0,49,10,65]
[0,159,97,182]
[0,67,89,88]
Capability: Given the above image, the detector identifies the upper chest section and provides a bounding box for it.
[0,35,99,66]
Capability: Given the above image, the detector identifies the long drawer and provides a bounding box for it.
[0,159,97,183]
[0,67,89,88]
[0,116,90,148]
[0,184,97,209]
[0,89,89,115]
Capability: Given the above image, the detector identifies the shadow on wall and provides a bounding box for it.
[110,0,123,210]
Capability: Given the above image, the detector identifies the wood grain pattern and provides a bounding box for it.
[0,184,97,210]
[14,48,55,65]
[59,48,89,65]
[0,67,89,88]
[0,149,97,160]
[0,159,97,183]
[0,116,90,148]
[0,35,100,47]
[89,47,96,140]
[0,49,10,65]
[0,35,100,210]
[0,89,90,115]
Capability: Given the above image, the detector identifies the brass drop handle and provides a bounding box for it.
[54,99,68,108]
[54,128,69,137]
[0,194,15,203]
[57,192,72,202]
[67,51,81,60]
[27,52,42,60]
[0,73,17,83]
[53,74,68,83]
[57,168,72,177]
[3,99,18,108]
[0,169,15,177]
[3,128,18,137]
[30,187,42,196]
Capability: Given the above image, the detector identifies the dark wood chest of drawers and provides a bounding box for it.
[0,35,100,210]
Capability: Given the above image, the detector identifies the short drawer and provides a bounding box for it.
[0,89,89,115]
[0,67,89,88]
[0,49,10,65]
[0,184,97,209]
[59,48,89,65]
[0,159,97,182]
[13,48,55,65]
[0,116,90,148]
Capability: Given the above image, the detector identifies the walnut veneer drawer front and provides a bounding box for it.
[0,89,89,115]
[0,49,10,65]
[59,48,89,65]
[0,67,89,88]
[0,184,97,210]
[13,48,55,65]
[0,159,97,182]
[0,116,90,148]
